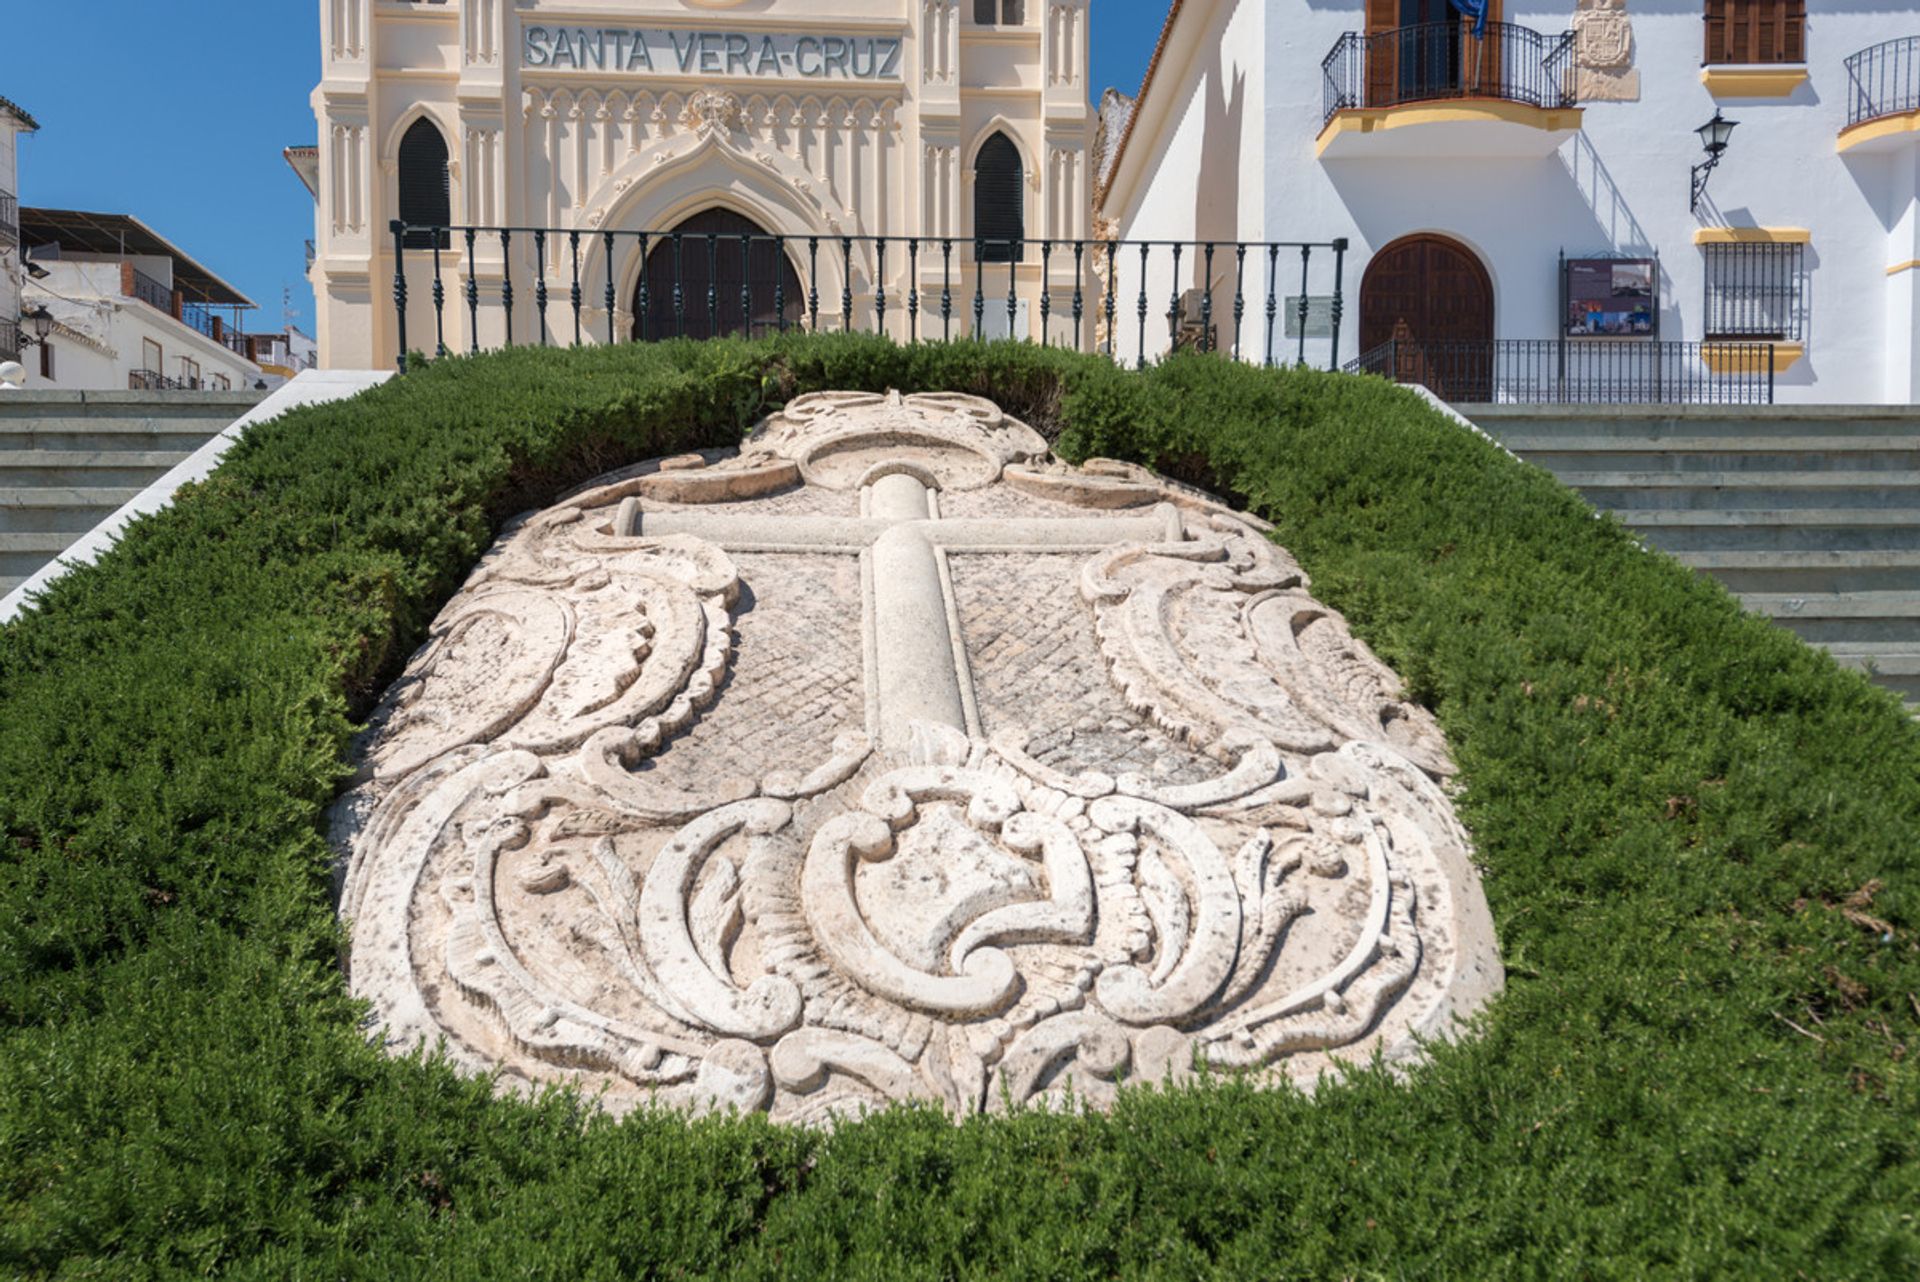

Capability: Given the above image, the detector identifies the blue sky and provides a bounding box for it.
[4,1,1169,335]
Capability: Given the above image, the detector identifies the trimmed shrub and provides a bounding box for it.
[0,335,1914,1277]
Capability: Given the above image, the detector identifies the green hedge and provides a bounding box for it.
[1,336,1914,1277]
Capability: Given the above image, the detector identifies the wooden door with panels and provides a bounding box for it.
[1359,234,1495,401]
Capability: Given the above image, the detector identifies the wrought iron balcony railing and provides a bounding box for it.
[126,267,173,315]
[0,317,19,363]
[127,369,205,391]
[0,192,17,250]
[387,222,1352,375]
[1345,338,1777,405]
[1322,22,1576,126]
[1845,36,1920,130]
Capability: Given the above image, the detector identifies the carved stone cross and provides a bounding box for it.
[334,390,1503,1125]
[617,467,1183,753]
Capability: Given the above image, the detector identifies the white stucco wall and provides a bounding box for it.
[21,261,264,392]
[1108,0,1920,402]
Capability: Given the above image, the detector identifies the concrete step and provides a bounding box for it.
[1573,473,1920,511]
[1745,592,1920,645]
[1521,443,1920,474]
[1827,647,1920,701]
[0,421,226,453]
[1673,550,1920,595]
[1469,406,1920,444]
[0,532,79,578]
[0,574,21,599]
[0,449,194,487]
[1622,510,1920,554]
[0,487,143,533]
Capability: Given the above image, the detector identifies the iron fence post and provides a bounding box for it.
[390,220,409,374]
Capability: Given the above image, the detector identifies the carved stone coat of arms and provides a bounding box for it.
[333,391,1502,1123]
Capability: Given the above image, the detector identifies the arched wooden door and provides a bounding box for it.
[1359,234,1494,401]
[634,208,804,341]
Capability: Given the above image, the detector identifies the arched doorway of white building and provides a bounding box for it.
[1360,233,1494,401]
[633,209,806,341]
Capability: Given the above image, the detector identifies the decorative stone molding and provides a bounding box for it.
[334,392,1503,1124]
[1572,0,1639,102]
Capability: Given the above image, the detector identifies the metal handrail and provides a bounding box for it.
[1322,21,1577,126]
[1845,36,1920,130]
[386,221,1352,376]
[1346,338,1776,405]
[126,267,173,315]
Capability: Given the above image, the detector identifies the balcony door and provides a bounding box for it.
[1360,234,1495,401]
[1366,0,1501,106]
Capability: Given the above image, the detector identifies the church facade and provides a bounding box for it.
[305,0,1092,369]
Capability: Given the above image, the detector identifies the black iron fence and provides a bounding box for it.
[1345,339,1777,404]
[127,369,205,391]
[1845,36,1920,129]
[126,267,172,315]
[1322,21,1576,125]
[388,222,1350,375]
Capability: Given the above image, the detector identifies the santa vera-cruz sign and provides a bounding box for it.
[523,27,905,81]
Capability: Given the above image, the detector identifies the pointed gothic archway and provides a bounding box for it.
[1359,233,1495,401]
[633,208,805,341]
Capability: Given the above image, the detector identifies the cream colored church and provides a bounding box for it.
[299,0,1092,369]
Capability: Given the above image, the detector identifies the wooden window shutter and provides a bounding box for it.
[974,133,1025,263]
[397,118,451,249]
[1705,0,1805,65]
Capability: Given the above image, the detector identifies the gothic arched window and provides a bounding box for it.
[397,117,450,248]
[974,131,1025,264]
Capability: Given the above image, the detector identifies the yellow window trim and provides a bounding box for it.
[1838,107,1920,155]
[1702,341,1803,373]
[1700,65,1809,97]
[1314,102,1583,155]
[1692,226,1811,245]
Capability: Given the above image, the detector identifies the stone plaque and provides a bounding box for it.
[334,391,1502,1123]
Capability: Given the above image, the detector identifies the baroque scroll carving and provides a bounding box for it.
[334,391,1503,1124]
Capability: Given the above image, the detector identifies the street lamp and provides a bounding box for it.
[1689,111,1738,212]
[21,305,54,345]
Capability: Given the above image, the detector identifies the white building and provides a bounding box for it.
[0,95,38,369]
[298,0,1094,370]
[20,209,267,392]
[1098,0,1920,404]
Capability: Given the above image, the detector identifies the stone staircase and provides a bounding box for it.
[1464,404,1920,703]
[0,391,261,598]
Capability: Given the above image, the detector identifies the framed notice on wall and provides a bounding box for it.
[1563,256,1658,337]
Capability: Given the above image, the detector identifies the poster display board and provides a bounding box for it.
[1564,257,1657,337]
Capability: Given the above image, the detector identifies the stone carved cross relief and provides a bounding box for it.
[335,391,1503,1123]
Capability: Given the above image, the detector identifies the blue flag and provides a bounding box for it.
[1449,0,1488,37]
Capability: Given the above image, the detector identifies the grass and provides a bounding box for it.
[0,335,1914,1278]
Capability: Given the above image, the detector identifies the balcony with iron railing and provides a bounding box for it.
[1319,21,1579,158]
[0,317,19,363]
[0,192,17,250]
[1840,36,1920,152]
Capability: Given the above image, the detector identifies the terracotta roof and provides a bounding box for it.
[0,94,39,132]
[1093,0,1186,214]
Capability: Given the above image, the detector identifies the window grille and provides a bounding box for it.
[973,0,1026,25]
[1702,241,1805,342]
[397,118,451,249]
[974,133,1025,263]
[1703,0,1805,66]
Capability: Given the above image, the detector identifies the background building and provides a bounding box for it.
[1099,0,1919,404]
[298,0,1093,369]
[0,95,38,369]
[20,209,266,391]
